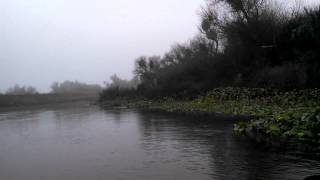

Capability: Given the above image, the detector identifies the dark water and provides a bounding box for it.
[0,104,319,180]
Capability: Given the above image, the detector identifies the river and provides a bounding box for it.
[0,103,319,180]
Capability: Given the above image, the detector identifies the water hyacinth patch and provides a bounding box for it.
[129,88,320,145]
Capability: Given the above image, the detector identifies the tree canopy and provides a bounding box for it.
[100,0,320,100]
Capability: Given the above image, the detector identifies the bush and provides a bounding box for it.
[252,63,307,89]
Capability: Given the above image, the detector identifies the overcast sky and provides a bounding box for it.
[0,0,204,92]
[0,0,319,92]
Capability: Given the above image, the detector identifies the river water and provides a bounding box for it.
[0,103,319,180]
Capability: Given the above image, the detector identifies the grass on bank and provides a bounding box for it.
[124,87,320,145]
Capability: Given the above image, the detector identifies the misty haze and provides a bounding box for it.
[1,0,320,180]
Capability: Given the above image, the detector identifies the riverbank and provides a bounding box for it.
[0,94,98,108]
[100,87,320,147]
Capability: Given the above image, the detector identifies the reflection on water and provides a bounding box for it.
[0,104,319,180]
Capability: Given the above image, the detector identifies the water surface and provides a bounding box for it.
[0,103,319,180]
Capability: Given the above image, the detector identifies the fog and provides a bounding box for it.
[0,0,203,92]
[0,0,318,93]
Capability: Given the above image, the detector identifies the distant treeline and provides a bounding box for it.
[50,81,103,95]
[0,81,103,107]
[0,94,98,107]
[4,85,38,95]
[1,81,103,95]
[100,0,320,100]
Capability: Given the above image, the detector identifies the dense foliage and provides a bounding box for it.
[98,74,139,101]
[100,0,320,99]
